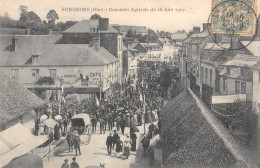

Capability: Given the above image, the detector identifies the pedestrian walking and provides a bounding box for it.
[116,137,123,157]
[108,113,113,130]
[141,135,150,157]
[123,135,132,159]
[120,118,126,134]
[112,130,119,149]
[116,115,121,131]
[130,132,137,151]
[70,157,80,168]
[99,118,105,134]
[61,159,69,168]
[91,116,97,133]
[63,118,68,133]
[106,133,113,155]
[74,134,81,156]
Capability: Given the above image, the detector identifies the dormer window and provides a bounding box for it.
[241,68,245,76]
[32,55,39,65]
[227,67,230,74]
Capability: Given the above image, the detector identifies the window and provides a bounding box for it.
[241,82,246,94]
[50,69,57,79]
[197,66,199,77]
[210,69,212,85]
[11,69,19,81]
[32,69,39,81]
[223,77,227,92]
[205,68,208,81]
[235,81,240,94]
[227,67,230,74]
[32,55,39,64]
[241,68,245,76]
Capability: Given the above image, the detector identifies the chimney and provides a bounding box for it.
[98,18,109,31]
[25,29,31,35]
[182,30,185,33]
[193,26,200,34]
[93,37,101,51]
[11,36,18,52]
[48,29,52,35]
[230,34,240,49]
[203,23,211,32]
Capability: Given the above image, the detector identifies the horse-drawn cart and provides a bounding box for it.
[71,113,92,144]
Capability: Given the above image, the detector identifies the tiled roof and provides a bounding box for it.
[161,89,257,167]
[223,54,260,67]
[63,20,118,33]
[170,32,188,40]
[0,35,118,66]
[0,72,46,126]
[140,43,162,51]
[219,67,253,81]
[119,25,148,33]
[182,37,192,44]
[241,41,260,56]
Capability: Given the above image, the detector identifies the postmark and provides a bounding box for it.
[210,0,257,36]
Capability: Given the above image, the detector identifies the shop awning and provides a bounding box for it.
[43,118,57,128]
[0,123,48,167]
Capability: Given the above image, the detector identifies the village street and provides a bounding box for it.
[43,124,153,168]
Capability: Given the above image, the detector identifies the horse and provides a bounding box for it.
[66,130,74,152]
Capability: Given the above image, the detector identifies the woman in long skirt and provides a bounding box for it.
[116,137,123,157]
[130,133,137,151]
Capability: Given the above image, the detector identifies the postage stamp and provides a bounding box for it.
[210,0,258,36]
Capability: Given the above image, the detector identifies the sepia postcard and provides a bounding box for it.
[0,0,260,167]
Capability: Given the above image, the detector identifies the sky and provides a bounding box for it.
[0,0,213,32]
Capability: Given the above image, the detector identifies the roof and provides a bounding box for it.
[203,43,230,50]
[118,25,148,33]
[223,54,260,67]
[0,72,45,126]
[241,41,260,56]
[219,66,253,81]
[0,35,118,66]
[140,43,162,51]
[158,38,174,46]
[161,89,257,167]
[190,30,209,38]
[170,32,188,40]
[63,19,118,33]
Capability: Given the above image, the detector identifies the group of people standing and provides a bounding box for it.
[106,130,137,159]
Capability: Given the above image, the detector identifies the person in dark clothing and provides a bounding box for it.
[148,123,155,137]
[91,116,97,133]
[70,157,79,168]
[106,133,113,155]
[112,130,119,148]
[108,114,113,130]
[137,113,142,126]
[54,123,61,140]
[120,118,126,134]
[74,134,81,156]
[116,137,123,153]
[63,118,68,133]
[130,132,137,151]
[141,135,150,157]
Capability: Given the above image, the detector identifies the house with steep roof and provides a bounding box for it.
[157,37,179,63]
[0,72,48,167]
[180,23,211,92]
[134,43,163,62]
[218,55,260,101]
[170,30,187,43]
[0,34,119,98]
[160,89,259,167]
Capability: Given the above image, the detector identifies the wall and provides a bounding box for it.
[100,33,118,57]
[0,63,119,90]
[253,69,260,104]
[61,33,91,44]
[201,62,216,90]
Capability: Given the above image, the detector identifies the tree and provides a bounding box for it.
[126,28,135,38]
[27,11,41,23]
[90,14,102,19]
[47,9,59,25]
[19,5,28,22]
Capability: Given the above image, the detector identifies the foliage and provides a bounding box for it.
[90,14,102,19]
[46,9,59,25]
[35,76,54,85]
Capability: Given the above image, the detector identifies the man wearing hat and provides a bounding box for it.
[70,157,79,168]
[61,159,69,168]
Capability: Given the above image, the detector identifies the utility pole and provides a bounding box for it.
[100,73,102,102]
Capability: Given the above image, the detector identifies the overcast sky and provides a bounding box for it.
[0,0,216,32]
